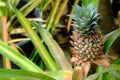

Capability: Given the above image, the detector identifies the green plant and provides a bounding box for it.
[0,0,120,80]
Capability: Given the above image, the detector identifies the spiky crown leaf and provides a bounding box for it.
[69,3,100,36]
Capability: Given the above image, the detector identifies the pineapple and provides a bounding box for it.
[69,4,104,66]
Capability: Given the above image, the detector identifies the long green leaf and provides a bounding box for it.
[47,70,72,80]
[11,4,58,70]
[86,64,120,80]
[41,0,52,12]
[33,23,72,70]
[104,28,120,53]
[46,0,60,30]
[7,0,42,28]
[0,40,42,72]
[21,0,42,16]
[51,0,68,33]
[0,69,72,80]
[67,0,79,32]
[0,69,55,80]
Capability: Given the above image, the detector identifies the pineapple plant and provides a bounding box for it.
[69,3,105,66]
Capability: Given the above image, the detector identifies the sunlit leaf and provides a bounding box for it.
[10,3,58,70]
[104,28,120,53]
[0,69,72,80]
[0,40,42,72]
[46,70,72,80]
[0,69,55,80]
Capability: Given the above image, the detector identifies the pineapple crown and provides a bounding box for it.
[69,3,100,36]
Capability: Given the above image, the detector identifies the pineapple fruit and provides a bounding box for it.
[69,4,104,66]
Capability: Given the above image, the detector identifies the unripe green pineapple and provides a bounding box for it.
[70,4,104,63]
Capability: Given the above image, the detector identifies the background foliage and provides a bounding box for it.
[0,0,120,80]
